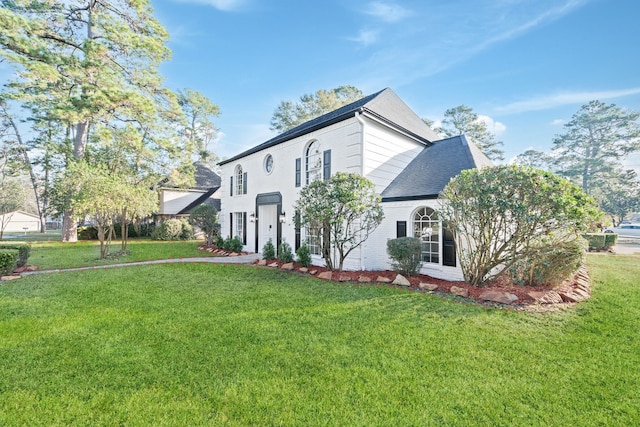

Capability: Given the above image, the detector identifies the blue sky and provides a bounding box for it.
[153,0,640,168]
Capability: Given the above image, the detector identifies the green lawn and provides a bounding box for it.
[27,239,211,270]
[0,252,638,425]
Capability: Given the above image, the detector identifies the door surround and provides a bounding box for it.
[255,192,283,253]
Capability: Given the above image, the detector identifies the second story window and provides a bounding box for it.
[306,141,322,184]
[235,166,245,194]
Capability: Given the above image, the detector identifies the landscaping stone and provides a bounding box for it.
[419,282,439,291]
[376,276,392,283]
[528,290,563,304]
[479,290,518,304]
[299,267,308,273]
[450,286,469,298]
[358,275,372,282]
[281,262,294,270]
[1,275,21,281]
[318,271,332,280]
[309,270,318,275]
[337,274,350,282]
[257,259,267,266]
[392,274,411,287]
[268,262,279,268]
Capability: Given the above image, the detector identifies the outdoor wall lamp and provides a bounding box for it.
[279,211,287,223]
[249,212,257,223]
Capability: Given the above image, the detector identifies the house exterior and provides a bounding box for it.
[0,210,42,233]
[219,88,491,281]
[156,162,221,222]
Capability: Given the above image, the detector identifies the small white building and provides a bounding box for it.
[0,210,42,233]
[156,162,221,222]
[219,88,491,281]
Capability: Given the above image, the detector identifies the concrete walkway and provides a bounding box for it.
[19,253,262,276]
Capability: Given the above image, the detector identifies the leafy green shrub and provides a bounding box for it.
[0,249,19,275]
[222,236,244,252]
[189,204,219,245]
[152,219,184,240]
[583,233,617,251]
[387,237,423,276]
[0,243,31,267]
[508,235,587,287]
[262,239,276,260]
[215,235,224,249]
[296,244,311,267]
[180,219,195,240]
[77,226,98,240]
[278,240,294,263]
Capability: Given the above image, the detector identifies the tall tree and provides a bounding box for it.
[592,168,640,226]
[177,89,221,167]
[552,100,640,195]
[0,144,25,240]
[0,0,183,242]
[437,105,505,161]
[270,86,363,133]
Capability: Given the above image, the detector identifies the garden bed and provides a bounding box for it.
[252,258,591,311]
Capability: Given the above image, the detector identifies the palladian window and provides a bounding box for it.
[305,141,322,183]
[413,207,440,264]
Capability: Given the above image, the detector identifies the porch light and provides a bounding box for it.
[249,212,257,223]
[279,211,287,223]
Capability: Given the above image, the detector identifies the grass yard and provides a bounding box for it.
[26,239,211,270]
[0,252,638,425]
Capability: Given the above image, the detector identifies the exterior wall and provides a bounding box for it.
[365,200,465,282]
[0,211,42,232]
[158,188,208,215]
[361,118,425,193]
[220,118,363,259]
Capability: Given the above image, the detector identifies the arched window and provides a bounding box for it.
[413,207,440,264]
[235,165,244,195]
[305,140,322,183]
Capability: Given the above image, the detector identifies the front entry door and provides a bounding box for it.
[258,204,278,254]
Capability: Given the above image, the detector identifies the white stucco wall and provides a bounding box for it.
[158,189,208,215]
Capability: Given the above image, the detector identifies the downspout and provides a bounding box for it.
[355,109,367,270]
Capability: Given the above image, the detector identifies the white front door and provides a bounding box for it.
[258,204,278,253]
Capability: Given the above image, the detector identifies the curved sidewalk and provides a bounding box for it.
[19,253,262,276]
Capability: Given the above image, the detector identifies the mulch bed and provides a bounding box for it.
[251,259,579,311]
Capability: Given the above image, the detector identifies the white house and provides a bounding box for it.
[219,88,491,281]
[156,162,221,222]
[0,210,42,233]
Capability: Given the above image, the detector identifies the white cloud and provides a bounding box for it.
[496,87,640,114]
[171,0,247,11]
[364,1,411,23]
[551,119,565,126]
[478,115,506,136]
[348,30,379,46]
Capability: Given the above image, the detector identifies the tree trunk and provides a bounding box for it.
[62,121,90,242]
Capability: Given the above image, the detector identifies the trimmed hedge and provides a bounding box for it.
[0,243,31,267]
[0,249,19,275]
[583,233,618,251]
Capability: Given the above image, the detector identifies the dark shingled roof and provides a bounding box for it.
[381,135,493,201]
[159,162,221,191]
[219,88,439,165]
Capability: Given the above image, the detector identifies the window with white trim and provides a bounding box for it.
[305,226,322,256]
[413,207,440,264]
[235,165,244,196]
[234,212,244,241]
[305,140,322,184]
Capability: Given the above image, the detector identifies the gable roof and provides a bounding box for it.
[159,162,221,191]
[381,135,493,201]
[220,88,439,165]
